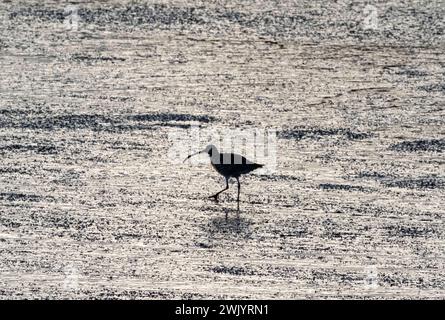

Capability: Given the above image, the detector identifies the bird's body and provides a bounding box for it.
[210,152,263,178]
[184,144,263,213]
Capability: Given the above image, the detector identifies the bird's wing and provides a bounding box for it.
[219,153,254,165]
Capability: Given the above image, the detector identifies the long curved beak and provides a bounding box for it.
[183,150,204,163]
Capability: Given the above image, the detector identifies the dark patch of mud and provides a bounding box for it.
[94,289,174,299]
[256,265,305,279]
[395,68,429,78]
[384,177,444,189]
[128,113,216,123]
[355,171,444,190]
[71,54,126,63]
[0,217,21,228]
[0,192,45,202]
[0,144,57,154]
[356,171,387,180]
[323,230,359,240]
[396,70,428,78]
[93,289,225,300]
[339,202,442,220]
[385,225,437,238]
[96,95,135,102]
[279,228,308,238]
[0,106,51,119]
[271,217,310,239]
[210,265,255,276]
[389,139,445,152]
[254,174,302,182]
[310,270,363,284]
[9,5,310,33]
[1,113,216,132]
[321,218,359,240]
[0,167,31,174]
[29,212,95,230]
[8,3,442,43]
[6,114,115,131]
[0,109,31,116]
[378,273,443,289]
[280,128,371,141]
[319,183,367,192]
[417,83,445,93]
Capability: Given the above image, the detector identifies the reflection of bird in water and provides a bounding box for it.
[184,144,263,212]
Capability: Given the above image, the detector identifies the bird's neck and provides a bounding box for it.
[210,149,220,162]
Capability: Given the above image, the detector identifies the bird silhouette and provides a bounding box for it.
[184,144,263,212]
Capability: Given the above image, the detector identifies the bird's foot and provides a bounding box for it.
[208,194,219,202]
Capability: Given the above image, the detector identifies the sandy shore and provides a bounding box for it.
[0,0,444,299]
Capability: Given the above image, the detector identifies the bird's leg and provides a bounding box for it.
[236,177,240,212]
[208,177,229,202]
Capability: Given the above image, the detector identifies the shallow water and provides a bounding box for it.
[0,1,444,299]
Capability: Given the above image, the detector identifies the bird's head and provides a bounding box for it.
[183,144,218,163]
[203,144,217,156]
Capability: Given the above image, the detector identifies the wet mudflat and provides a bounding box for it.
[0,1,444,299]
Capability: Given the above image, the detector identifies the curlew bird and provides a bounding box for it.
[184,144,263,212]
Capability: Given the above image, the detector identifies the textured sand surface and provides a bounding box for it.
[0,0,444,299]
